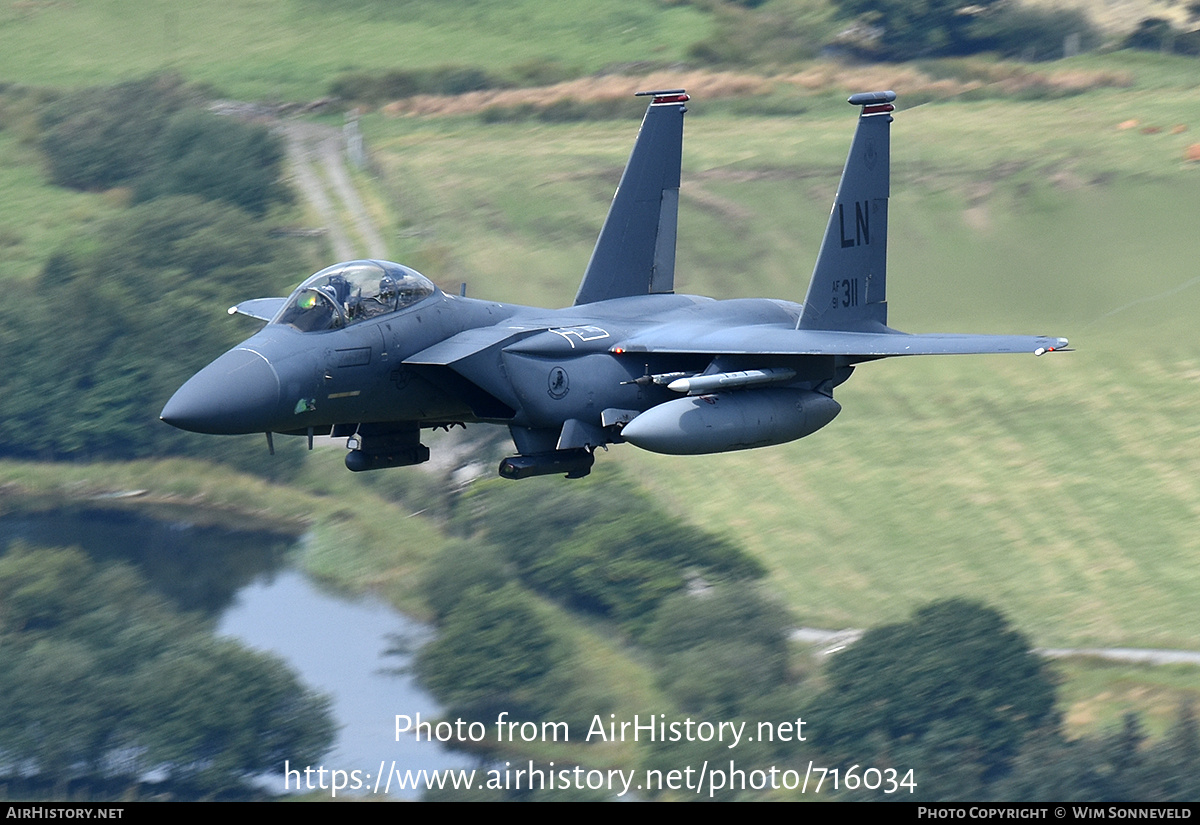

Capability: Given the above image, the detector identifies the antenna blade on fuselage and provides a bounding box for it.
[573,91,688,305]
[800,91,894,331]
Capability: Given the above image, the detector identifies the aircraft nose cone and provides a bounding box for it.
[161,348,281,434]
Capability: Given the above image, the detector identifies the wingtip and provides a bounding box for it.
[1034,338,1070,356]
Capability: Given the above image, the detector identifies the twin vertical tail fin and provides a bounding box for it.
[799,91,895,332]
[573,91,687,306]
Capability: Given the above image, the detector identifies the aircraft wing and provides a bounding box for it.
[613,325,1068,357]
[404,324,548,367]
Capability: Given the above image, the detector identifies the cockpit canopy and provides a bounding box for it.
[273,260,436,332]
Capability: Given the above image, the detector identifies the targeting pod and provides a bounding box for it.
[498,449,595,480]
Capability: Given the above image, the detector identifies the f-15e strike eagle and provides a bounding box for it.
[161,90,1067,479]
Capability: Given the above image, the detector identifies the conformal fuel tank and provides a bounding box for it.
[620,388,841,455]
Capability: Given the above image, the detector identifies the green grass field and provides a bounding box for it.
[0,0,711,100]
[353,71,1200,695]
[0,130,122,281]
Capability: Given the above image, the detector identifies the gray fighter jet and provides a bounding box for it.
[161,90,1068,479]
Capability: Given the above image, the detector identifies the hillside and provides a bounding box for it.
[352,65,1200,652]
[0,0,712,100]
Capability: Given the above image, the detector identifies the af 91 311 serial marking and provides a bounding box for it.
[832,278,860,309]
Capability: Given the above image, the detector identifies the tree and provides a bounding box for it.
[414,583,569,721]
[830,0,1003,58]
[643,584,794,714]
[1124,18,1175,52]
[830,0,1094,61]
[521,511,688,624]
[39,75,290,215]
[132,640,334,789]
[988,704,1200,802]
[135,109,288,215]
[0,544,334,796]
[811,599,1057,787]
[987,731,1109,802]
[39,75,193,191]
[456,473,764,628]
[643,582,791,658]
[422,539,511,621]
[0,196,303,461]
[1141,702,1200,801]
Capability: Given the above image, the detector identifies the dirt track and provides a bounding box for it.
[279,118,388,261]
[794,627,1200,666]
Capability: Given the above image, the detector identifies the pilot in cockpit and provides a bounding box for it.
[276,260,436,332]
[374,275,398,313]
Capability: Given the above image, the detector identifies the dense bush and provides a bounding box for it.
[968,4,1097,60]
[644,583,793,715]
[39,75,289,215]
[813,599,1057,761]
[0,196,303,461]
[135,108,288,215]
[454,472,764,628]
[1123,17,1200,56]
[330,64,509,104]
[829,0,1096,60]
[413,469,785,758]
[39,75,194,190]
[687,0,823,65]
[807,599,1058,798]
[413,583,570,720]
[0,544,333,796]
